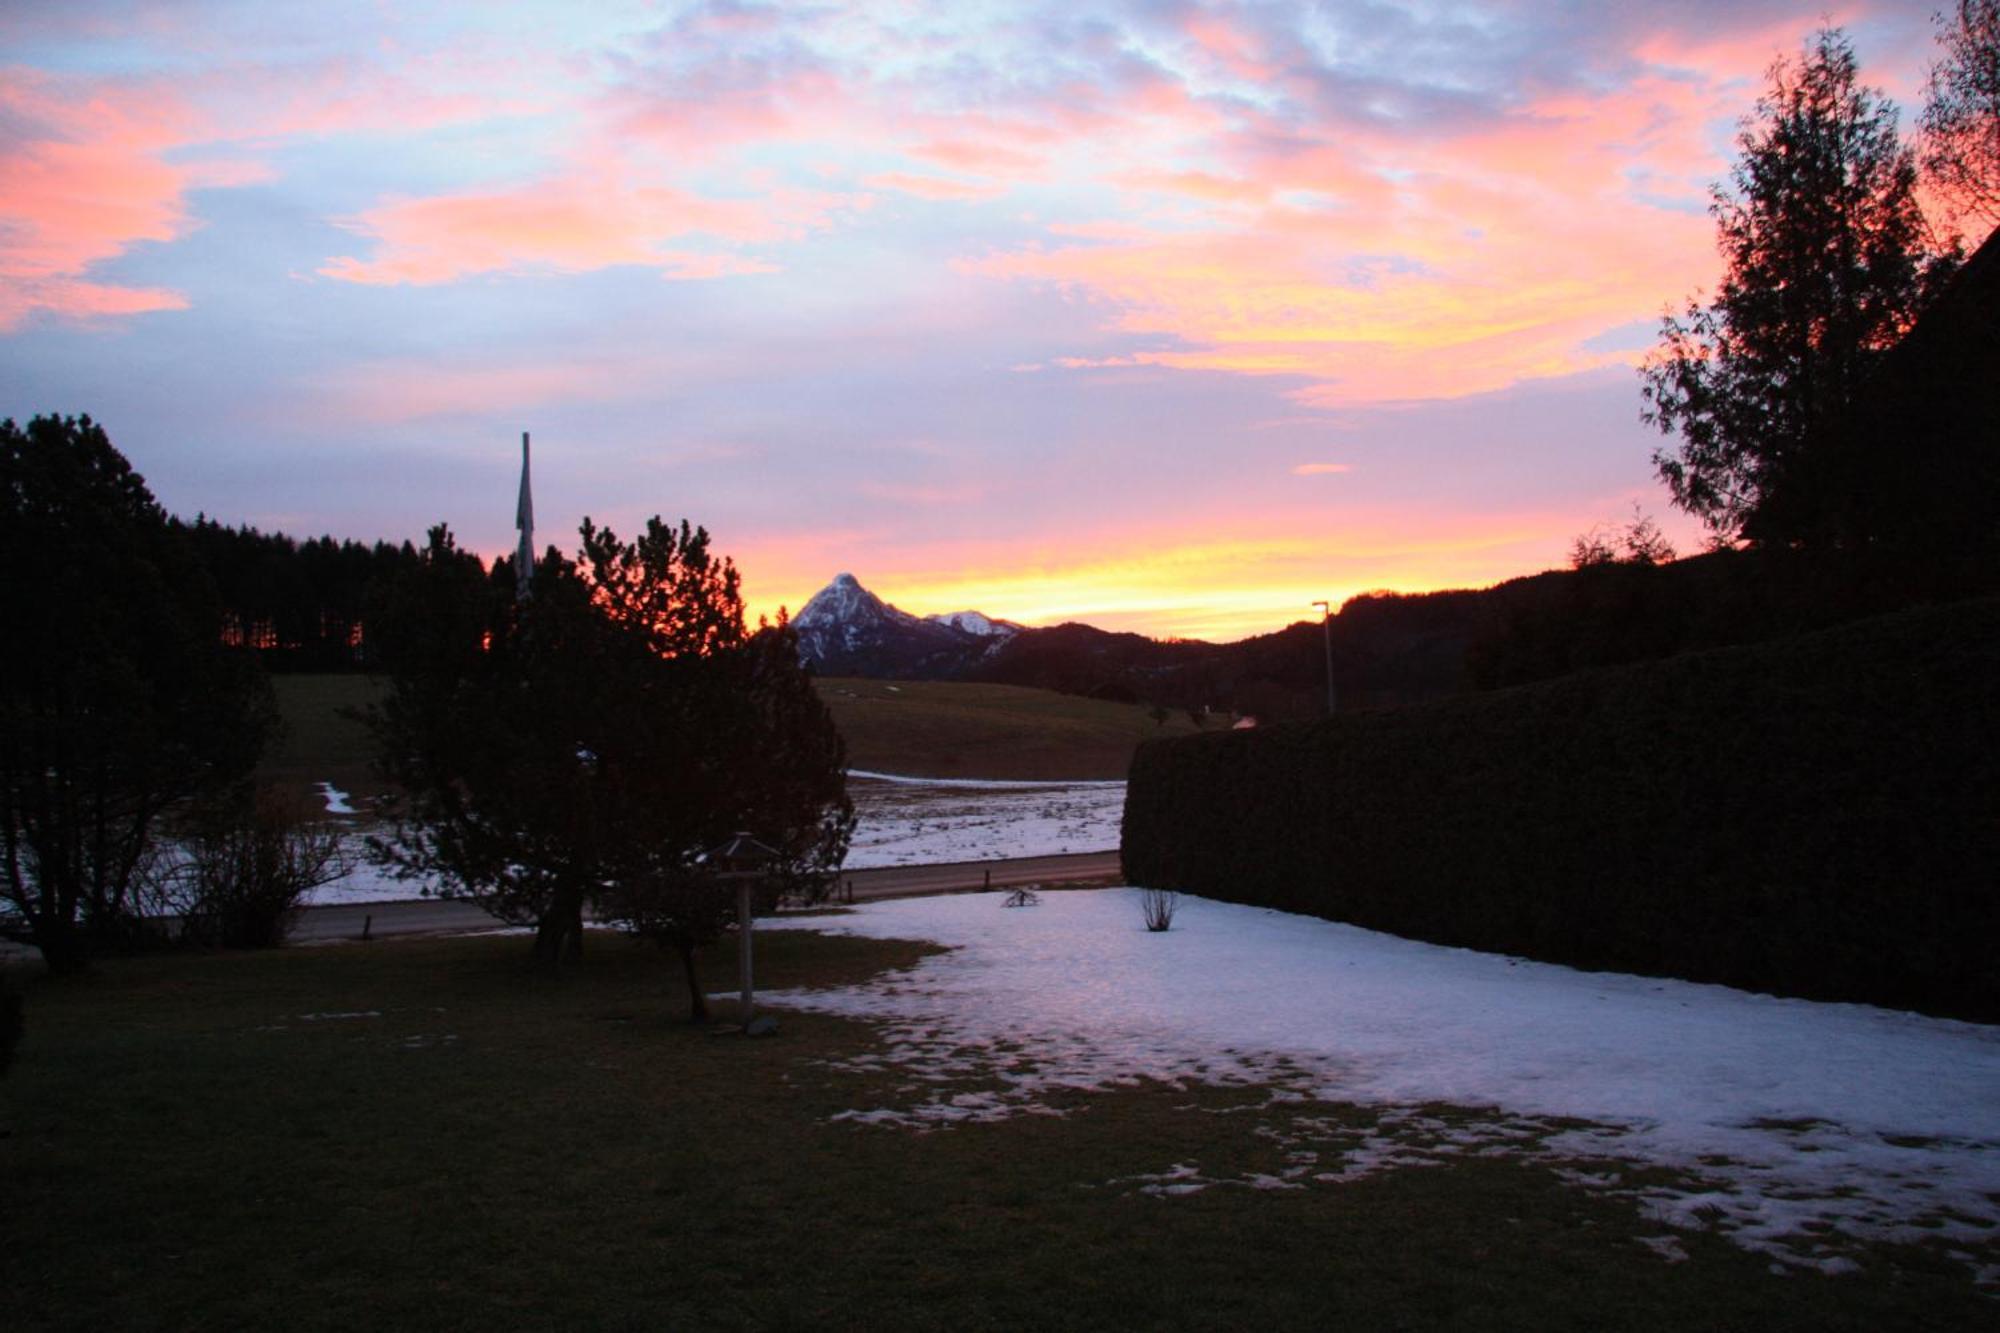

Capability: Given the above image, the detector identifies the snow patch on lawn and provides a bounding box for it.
[761,889,2000,1278]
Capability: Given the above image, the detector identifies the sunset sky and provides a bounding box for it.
[0,1,1945,640]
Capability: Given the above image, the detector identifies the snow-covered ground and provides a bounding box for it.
[844,774,1123,868]
[303,772,1126,903]
[305,841,420,906]
[760,889,2000,1282]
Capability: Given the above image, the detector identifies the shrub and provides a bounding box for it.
[162,787,347,949]
[1123,597,2000,1021]
[1140,887,1178,932]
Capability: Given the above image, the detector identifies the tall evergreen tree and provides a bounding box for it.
[1642,29,1946,546]
[0,415,273,972]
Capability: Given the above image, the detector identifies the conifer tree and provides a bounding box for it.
[1642,30,1944,546]
[0,415,272,971]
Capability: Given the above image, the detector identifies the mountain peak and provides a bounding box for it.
[792,573,1010,677]
[795,572,902,631]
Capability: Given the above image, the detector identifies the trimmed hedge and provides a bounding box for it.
[1122,597,2000,1021]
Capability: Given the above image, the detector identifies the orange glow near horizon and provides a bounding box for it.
[731,510,1617,644]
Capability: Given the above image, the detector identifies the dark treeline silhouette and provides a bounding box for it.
[968,587,1493,723]
[177,519,438,671]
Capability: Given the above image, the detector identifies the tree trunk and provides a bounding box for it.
[531,887,587,969]
[531,912,566,969]
[675,941,708,1023]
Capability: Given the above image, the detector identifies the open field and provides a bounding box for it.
[261,674,1201,802]
[6,918,1991,1331]
[813,677,1206,780]
[261,674,388,804]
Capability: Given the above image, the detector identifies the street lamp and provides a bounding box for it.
[710,831,781,1036]
[1311,600,1335,716]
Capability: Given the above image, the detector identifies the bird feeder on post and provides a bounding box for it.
[711,832,780,1036]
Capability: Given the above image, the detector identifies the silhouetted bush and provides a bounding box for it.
[1123,597,2000,1021]
[159,788,347,949]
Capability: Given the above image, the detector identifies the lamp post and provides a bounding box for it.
[710,832,780,1036]
[1311,600,1335,716]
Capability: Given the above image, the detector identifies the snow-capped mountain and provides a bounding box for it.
[793,573,1005,677]
[925,609,1022,638]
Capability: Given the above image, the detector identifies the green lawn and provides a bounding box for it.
[4,932,1988,1331]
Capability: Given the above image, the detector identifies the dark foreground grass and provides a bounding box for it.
[3,932,1990,1331]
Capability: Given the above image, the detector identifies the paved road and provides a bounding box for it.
[289,849,1124,944]
[830,849,1122,902]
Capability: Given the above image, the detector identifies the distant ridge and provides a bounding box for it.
[790,554,1873,724]
[787,571,1479,713]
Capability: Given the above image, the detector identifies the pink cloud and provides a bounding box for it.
[1181,13,1282,84]
[1631,12,1863,84]
[321,175,849,285]
[0,277,188,330]
[0,68,202,329]
[907,139,1047,176]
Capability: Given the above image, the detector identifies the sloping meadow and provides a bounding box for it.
[1122,597,2000,1022]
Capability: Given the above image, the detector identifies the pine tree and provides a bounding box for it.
[368,518,850,982]
[0,416,273,971]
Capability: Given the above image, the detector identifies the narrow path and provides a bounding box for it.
[288,850,1124,944]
